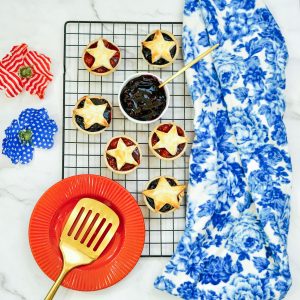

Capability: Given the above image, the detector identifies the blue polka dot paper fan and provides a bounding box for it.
[2,108,58,164]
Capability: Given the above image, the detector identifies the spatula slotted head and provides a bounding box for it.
[61,198,120,261]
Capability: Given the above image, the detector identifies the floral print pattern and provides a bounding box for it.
[154,0,292,299]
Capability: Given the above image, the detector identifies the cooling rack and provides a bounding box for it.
[63,21,194,257]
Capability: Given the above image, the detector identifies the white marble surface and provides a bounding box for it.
[0,0,299,299]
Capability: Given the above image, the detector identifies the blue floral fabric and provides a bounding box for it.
[2,108,58,164]
[155,0,292,299]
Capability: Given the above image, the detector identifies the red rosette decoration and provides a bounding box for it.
[0,43,53,99]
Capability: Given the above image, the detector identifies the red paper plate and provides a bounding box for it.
[29,174,145,291]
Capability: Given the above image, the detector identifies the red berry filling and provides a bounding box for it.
[84,39,120,73]
[151,124,186,158]
[106,137,140,172]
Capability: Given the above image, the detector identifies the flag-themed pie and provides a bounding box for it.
[82,38,121,76]
[72,96,112,134]
[141,29,179,68]
[149,123,188,160]
[105,136,141,174]
[142,176,185,214]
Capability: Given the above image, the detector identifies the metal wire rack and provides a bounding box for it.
[63,21,194,257]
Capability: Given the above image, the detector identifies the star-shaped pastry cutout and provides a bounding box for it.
[106,138,138,170]
[74,97,109,129]
[86,39,117,70]
[143,177,185,212]
[142,30,176,63]
[153,125,188,156]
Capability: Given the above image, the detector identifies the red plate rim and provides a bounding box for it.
[28,174,145,291]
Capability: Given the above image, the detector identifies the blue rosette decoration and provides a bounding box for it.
[2,108,58,164]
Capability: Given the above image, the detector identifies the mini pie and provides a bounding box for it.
[149,123,188,160]
[72,96,112,134]
[143,176,186,214]
[82,38,121,76]
[141,29,179,68]
[105,136,141,174]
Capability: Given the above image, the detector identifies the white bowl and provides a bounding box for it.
[118,72,170,124]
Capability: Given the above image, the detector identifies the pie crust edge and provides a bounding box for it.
[140,29,179,69]
[142,176,185,214]
[82,38,121,76]
[148,122,188,161]
[72,95,112,135]
[104,135,142,175]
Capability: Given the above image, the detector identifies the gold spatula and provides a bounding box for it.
[44,198,120,300]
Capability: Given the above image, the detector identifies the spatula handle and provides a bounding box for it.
[44,265,71,300]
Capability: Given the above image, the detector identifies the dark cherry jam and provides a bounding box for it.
[84,39,120,73]
[106,137,140,172]
[75,97,112,132]
[120,75,167,122]
[151,123,186,158]
[146,177,179,213]
[142,32,177,66]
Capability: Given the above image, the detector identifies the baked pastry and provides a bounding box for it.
[149,123,188,160]
[72,96,112,134]
[141,30,179,68]
[142,176,185,214]
[105,136,141,174]
[82,38,121,76]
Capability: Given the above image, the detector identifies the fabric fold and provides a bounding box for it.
[155,0,292,299]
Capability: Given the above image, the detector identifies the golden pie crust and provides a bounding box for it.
[141,29,179,68]
[82,38,121,76]
[149,122,188,161]
[142,176,185,214]
[72,96,112,135]
[104,136,142,175]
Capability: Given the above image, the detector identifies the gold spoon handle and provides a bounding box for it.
[44,265,72,300]
[159,43,220,88]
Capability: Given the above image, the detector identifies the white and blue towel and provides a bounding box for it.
[155,0,292,299]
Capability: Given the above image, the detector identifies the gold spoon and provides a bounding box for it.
[159,43,220,89]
